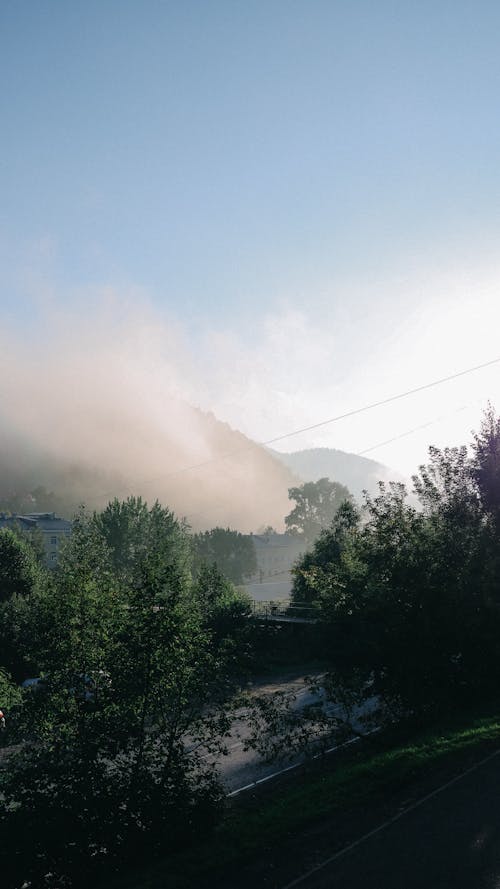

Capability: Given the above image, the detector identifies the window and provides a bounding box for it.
[50,553,57,562]
[51,536,57,546]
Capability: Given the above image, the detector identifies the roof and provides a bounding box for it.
[23,513,72,532]
[0,513,72,533]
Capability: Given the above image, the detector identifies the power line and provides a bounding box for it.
[91,355,500,503]
[140,355,500,486]
[262,356,500,448]
[357,420,436,457]
[356,398,485,458]
[185,400,488,521]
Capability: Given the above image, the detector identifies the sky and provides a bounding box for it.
[2,1,500,479]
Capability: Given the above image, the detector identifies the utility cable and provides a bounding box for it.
[87,355,500,503]
[142,355,500,486]
[262,357,500,448]
[356,397,485,458]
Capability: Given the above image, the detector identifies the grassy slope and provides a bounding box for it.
[107,705,500,889]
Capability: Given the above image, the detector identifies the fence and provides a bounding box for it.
[250,600,318,623]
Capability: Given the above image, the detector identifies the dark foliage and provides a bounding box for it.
[192,526,257,584]
[293,410,500,726]
[285,477,352,545]
[0,499,251,888]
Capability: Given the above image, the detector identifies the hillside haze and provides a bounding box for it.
[0,305,298,531]
[0,408,298,531]
[270,447,405,500]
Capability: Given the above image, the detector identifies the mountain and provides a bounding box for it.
[0,407,299,533]
[269,447,407,501]
[0,317,301,532]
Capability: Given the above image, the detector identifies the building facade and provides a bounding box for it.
[243,531,304,601]
[0,512,72,566]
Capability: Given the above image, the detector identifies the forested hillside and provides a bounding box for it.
[270,446,405,499]
[0,407,298,531]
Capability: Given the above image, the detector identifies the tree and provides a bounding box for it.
[0,528,42,603]
[285,477,352,545]
[0,531,48,682]
[291,499,360,603]
[298,414,500,730]
[193,563,252,679]
[0,499,252,887]
[92,496,192,592]
[471,403,500,524]
[192,527,257,584]
[0,667,21,712]
[0,485,61,515]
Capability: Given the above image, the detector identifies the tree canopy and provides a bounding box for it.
[192,526,257,584]
[0,528,42,603]
[92,496,192,591]
[0,498,254,887]
[285,477,352,545]
[293,410,500,726]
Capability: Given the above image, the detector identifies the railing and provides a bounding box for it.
[250,600,318,622]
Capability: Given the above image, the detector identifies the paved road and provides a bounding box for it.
[198,678,322,793]
[284,749,500,889]
[219,681,336,793]
[213,677,373,794]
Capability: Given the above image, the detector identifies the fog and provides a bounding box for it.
[4,258,498,530]
[0,294,296,531]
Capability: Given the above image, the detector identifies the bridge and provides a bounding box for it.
[250,600,317,624]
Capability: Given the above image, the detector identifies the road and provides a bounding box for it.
[209,675,373,795]
[282,749,500,889]
[0,674,344,792]
[1,673,370,802]
[219,680,331,794]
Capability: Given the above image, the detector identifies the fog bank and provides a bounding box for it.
[0,295,296,530]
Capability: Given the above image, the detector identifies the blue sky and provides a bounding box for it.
[2,1,500,473]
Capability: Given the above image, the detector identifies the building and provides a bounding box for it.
[243,532,304,601]
[0,512,72,567]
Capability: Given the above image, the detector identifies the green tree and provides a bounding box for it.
[0,667,21,712]
[300,417,500,728]
[192,526,257,584]
[0,529,46,680]
[92,496,192,592]
[0,528,42,603]
[285,477,352,545]
[471,403,500,524]
[194,562,252,680]
[291,499,360,604]
[0,499,251,887]
[30,485,62,513]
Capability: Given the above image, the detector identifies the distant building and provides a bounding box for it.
[243,532,304,601]
[0,512,72,567]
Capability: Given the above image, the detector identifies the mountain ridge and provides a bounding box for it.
[270,446,407,500]
[0,406,300,532]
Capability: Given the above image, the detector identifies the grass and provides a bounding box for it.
[107,703,500,889]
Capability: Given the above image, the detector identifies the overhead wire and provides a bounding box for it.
[136,355,500,489]
[88,355,500,505]
[356,398,484,458]
[261,356,500,448]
